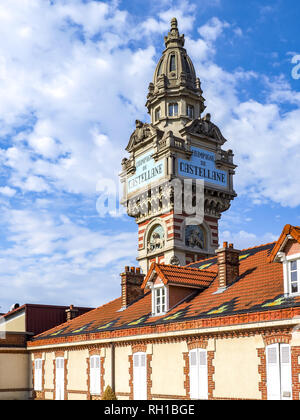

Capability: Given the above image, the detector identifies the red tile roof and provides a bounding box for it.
[268,224,300,262]
[28,241,300,347]
[142,263,215,289]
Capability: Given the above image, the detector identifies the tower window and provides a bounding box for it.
[155,108,161,121]
[169,103,178,117]
[170,54,176,72]
[157,59,163,77]
[187,105,194,119]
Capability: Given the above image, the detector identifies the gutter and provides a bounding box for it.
[27,317,300,351]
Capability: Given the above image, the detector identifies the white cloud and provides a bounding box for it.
[220,229,278,250]
[198,17,229,42]
[0,186,16,197]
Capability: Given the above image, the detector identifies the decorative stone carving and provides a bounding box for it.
[147,225,165,253]
[126,120,156,153]
[170,256,180,266]
[185,113,227,144]
[185,225,205,249]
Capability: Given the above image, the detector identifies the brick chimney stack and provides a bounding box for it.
[65,305,79,321]
[121,266,145,309]
[216,242,241,289]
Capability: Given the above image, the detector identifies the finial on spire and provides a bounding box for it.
[171,17,178,30]
[164,17,185,48]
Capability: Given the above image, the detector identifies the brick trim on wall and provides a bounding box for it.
[263,332,292,346]
[291,346,300,400]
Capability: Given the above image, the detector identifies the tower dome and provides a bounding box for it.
[146,18,206,132]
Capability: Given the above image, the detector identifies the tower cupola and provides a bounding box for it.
[146,18,206,133]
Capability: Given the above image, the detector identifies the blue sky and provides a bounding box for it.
[0,0,299,313]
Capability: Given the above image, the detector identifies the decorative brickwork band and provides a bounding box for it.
[263,332,292,346]
[187,338,208,350]
[132,344,147,354]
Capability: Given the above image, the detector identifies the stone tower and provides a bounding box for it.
[120,18,237,274]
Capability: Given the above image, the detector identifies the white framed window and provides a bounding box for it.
[266,343,292,400]
[90,355,101,395]
[189,349,208,400]
[55,357,65,401]
[279,253,300,296]
[288,259,299,294]
[133,352,147,400]
[168,103,178,117]
[34,359,43,391]
[187,104,194,119]
[152,285,168,316]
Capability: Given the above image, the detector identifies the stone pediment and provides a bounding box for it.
[126,120,162,153]
[183,114,227,145]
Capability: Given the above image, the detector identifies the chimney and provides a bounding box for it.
[216,242,240,289]
[65,305,79,321]
[121,266,145,309]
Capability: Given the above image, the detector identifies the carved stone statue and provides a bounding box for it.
[170,256,180,266]
[185,226,205,249]
[134,120,151,143]
[126,120,156,152]
[147,225,165,253]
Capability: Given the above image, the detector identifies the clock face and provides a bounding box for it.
[185,225,205,249]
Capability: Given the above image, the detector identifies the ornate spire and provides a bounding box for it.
[164,17,185,48]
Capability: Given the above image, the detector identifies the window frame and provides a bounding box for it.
[155,107,161,122]
[90,355,101,396]
[34,358,43,392]
[187,104,194,119]
[151,284,168,316]
[279,252,300,296]
[266,343,292,400]
[168,103,178,117]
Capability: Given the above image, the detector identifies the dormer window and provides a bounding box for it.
[152,285,167,316]
[289,260,299,294]
[169,103,178,117]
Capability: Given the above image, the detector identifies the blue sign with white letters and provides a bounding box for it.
[127,149,164,194]
[178,147,227,187]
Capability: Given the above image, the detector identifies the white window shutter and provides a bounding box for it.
[266,344,281,400]
[133,353,147,400]
[55,358,65,401]
[189,349,199,399]
[34,359,42,391]
[198,350,208,400]
[90,356,101,395]
[280,345,292,400]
